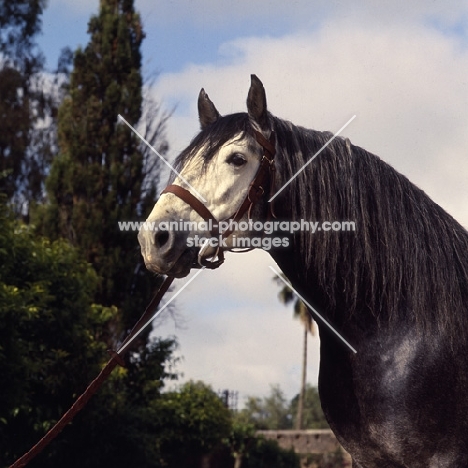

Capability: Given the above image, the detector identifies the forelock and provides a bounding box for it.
[173,113,256,171]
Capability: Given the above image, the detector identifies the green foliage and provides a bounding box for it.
[0,199,179,468]
[237,385,293,430]
[290,384,329,430]
[223,416,301,468]
[237,384,328,431]
[241,437,300,468]
[155,381,232,467]
[0,200,109,464]
[223,417,257,460]
[29,338,178,468]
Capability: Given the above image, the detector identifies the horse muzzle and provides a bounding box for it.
[138,225,197,277]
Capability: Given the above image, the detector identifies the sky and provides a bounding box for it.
[37,1,468,405]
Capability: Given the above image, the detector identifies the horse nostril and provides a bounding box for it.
[155,230,170,248]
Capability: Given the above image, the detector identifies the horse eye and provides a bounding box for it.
[227,153,247,167]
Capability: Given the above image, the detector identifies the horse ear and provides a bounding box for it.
[198,88,220,129]
[247,74,269,131]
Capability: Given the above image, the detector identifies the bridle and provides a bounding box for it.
[161,129,277,269]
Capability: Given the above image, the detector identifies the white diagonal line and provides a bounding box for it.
[118,114,207,203]
[269,115,356,203]
[117,268,206,355]
[269,266,357,354]
[198,237,212,259]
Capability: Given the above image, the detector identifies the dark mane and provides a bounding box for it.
[175,111,468,335]
[270,115,468,336]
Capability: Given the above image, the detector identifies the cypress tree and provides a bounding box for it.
[37,0,168,345]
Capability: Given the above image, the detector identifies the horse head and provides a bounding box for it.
[138,75,277,277]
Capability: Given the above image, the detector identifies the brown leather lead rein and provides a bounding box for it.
[9,275,175,468]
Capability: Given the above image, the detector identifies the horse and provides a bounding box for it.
[138,75,468,467]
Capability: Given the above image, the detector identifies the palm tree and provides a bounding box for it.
[275,275,315,429]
